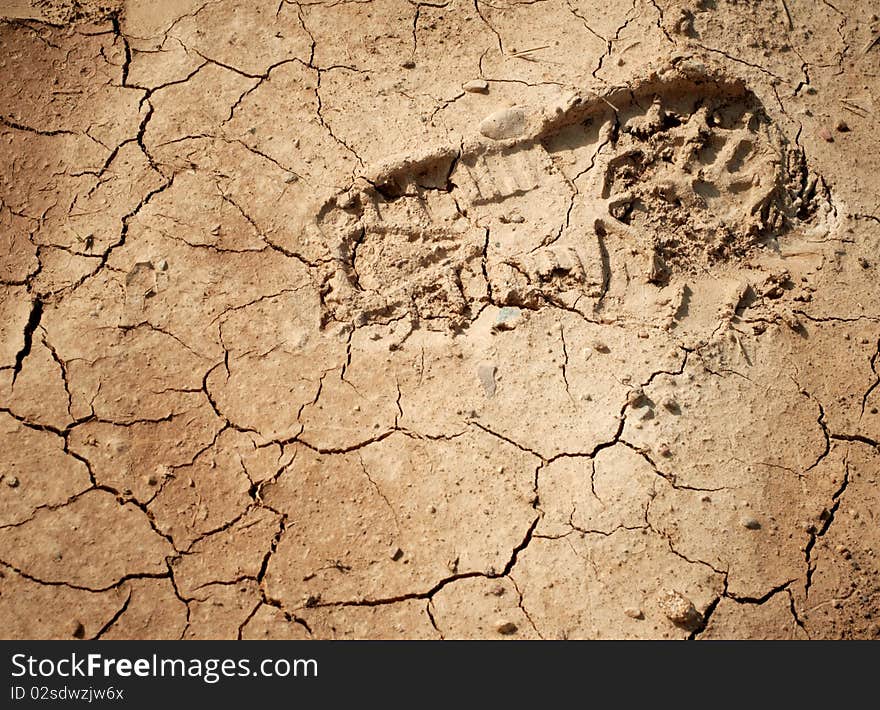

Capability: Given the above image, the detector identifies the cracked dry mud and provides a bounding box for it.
[0,0,879,641]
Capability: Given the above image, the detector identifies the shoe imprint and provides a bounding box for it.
[315,63,834,329]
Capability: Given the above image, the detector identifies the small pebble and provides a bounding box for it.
[479,106,527,140]
[818,127,834,142]
[390,547,404,561]
[401,59,415,69]
[659,590,699,626]
[462,79,489,93]
[493,307,523,332]
[624,607,644,619]
[6,476,19,488]
[835,119,850,132]
[494,620,518,635]
[626,388,645,406]
[71,621,85,639]
[477,363,497,398]
[593,341,610,354]
[741,516,761,530]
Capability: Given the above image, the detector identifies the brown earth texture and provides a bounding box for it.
[0,0,879,641]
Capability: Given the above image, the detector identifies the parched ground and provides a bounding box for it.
[0,0,879,640]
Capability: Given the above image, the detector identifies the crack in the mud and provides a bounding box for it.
[11,298,43,385]
[0,559,170,594]
[859,337,880,420]
[92,588,132,640]
[803,456,850,597]
[591,1,635,81]
[311,516,541,610]
[0,116,76,137]
[473,0,503,54]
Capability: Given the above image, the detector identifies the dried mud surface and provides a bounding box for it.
[1,0,879,640]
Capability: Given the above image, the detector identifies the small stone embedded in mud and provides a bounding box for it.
[493,306,523,332]
[593,341,610,354]
[390,547,404,561]
[672,8,695,35]
[648,253,669,284]
[5,476,19,488]
[659,590,700,626]
[505,212,525,223]
[740,516,762,530]
[626,388,645,406]
[463,79,489,93]
[803,521,818,534]
[494,620,518,635]
[479,106,527,140]
[477,363,498,397]
[71,621,85,639]
[836,119,850,132]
